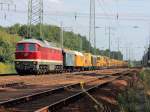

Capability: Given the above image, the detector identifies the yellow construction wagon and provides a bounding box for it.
[83,53,92,70]
[74,51,84,67]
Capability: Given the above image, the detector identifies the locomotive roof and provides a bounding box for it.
[18,39,62,50]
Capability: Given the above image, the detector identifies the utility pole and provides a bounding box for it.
[60,22,64,50]
[89,0,92,53]
[60,23,72,50]
[126,47,128,61]
[128,47,131,66]
[108,26,111,67]
[89,0,96,54]
[107,26,115,58]
[117,37,120,60]
[80,36,83,52]
[28,0,43,38]
[74,12,82,52]
[93,0,96,55]
[148,24,150,46]
[108,26,111,59]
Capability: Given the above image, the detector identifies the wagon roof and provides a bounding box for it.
[92,55,97,57]
[73,51,83,56]
[96,55,103,58]
[64,49,76,54]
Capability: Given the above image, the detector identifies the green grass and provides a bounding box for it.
[140,68,150,112]
[117,68,150,112]
[117,88,138,112]
[0,62,16,74]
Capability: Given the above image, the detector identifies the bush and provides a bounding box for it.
[0,63,15,74]
[0,30,20,63]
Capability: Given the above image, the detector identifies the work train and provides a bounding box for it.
[15,39,128,74]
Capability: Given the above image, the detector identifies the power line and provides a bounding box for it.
[96,0,112,24]
[1,8,150,22]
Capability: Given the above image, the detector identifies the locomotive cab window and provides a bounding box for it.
[29,44,36,51]
[17,44,25,51]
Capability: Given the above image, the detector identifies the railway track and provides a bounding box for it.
[0,82,24,88]
[0,73,17,76]
[0,70,130,112]
[0,68,128,76]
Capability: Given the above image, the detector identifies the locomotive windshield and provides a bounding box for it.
[17,44,25,51]
[29,43,36,51]
[17,43,36,51]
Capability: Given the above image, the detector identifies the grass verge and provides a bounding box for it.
[117,68,150,112]
[0,62,16,74]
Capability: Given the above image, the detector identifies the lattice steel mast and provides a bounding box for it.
[89,0,96,54]
[28,0,43,38]
[0,0,14,13]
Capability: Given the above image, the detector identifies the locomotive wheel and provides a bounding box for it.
[45,66,49,74]
[39,66,43,75]
[36,65,48,75]
[34,70,40,75]
[17,70,26,76]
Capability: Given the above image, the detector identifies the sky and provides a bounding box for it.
[0,0,150,61]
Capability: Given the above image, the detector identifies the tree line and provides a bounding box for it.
[0,24,123,63]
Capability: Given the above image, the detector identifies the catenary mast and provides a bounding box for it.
[28,0,43,38]
[89,0,96,54]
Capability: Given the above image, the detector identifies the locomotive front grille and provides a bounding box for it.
[15,61,37,70]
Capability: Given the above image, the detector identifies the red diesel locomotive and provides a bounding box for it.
[15,39,63,74]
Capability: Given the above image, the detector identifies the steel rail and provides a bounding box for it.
[0,68,128,76]
[0,82,24,88]
[0,70,130,112]
[36,76,121,112]
[0,75,107,108]
[36,70,131,112]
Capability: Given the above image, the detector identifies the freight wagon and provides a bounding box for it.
[74,51,84,71]
[63,50,75,72]
[91,55,97,69]
[83,53,92,70]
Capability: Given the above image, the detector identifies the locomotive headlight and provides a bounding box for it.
[33,61,37,65]
[16,61,20,64]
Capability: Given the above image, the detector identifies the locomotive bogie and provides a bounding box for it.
[15,60,63,74]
